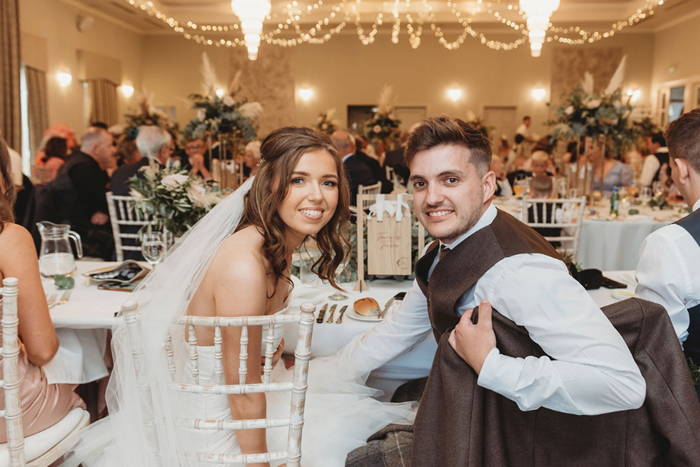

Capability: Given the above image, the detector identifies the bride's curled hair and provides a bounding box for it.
[237,127,351,291]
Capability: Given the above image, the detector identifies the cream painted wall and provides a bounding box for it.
[142,31,653,141]
[652,15,700,86]
[19,0,144,137]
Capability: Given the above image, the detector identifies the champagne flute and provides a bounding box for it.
[142,232,166,269]
[328,262,349,301]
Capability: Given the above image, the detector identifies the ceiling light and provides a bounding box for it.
[521,0,560,57]
[216,88,225,98]
[231,0,271,61]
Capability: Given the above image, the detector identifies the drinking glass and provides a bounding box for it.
[652,181,662,196]
[141,232,166,268]
[641,187,652,203]
[328,262,349,301]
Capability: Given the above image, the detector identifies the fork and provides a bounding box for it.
[48,291,71,309]
[46,293,57,308]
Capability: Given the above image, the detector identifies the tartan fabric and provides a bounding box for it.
[345,424,414,467]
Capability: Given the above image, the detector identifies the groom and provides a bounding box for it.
[345,116,700,466]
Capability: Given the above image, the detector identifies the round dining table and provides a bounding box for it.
[44,260,638,399]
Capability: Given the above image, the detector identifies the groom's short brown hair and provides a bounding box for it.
[666,107,700,174]
[405,115,492,174]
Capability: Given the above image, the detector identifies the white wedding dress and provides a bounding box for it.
[66,178,415,467]
[180,301,415,466]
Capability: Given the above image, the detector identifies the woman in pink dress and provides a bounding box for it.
[0,137,85,443]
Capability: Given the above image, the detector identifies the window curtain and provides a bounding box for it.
[87,78,118,127]
[24,65,48,157]
[0,0,21,150]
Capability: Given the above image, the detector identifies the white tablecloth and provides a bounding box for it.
[47,261,637,396]
[493,197,686,270]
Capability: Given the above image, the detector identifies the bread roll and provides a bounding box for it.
[354,297,381,317]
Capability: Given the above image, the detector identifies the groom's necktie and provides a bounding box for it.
[439,245,450,262]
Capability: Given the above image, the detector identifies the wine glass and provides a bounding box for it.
[328,262,349,301]
[141,232,166,268]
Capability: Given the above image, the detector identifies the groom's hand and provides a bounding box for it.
[448,300,497,374]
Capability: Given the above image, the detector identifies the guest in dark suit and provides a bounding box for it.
[331,131,376,206]
[51,127,115,259]
[110,126,172,196]
[383,131,411,183]
[110,136,144,196]
[353,136,391,194]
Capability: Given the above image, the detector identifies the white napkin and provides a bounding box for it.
[41,329,109,385]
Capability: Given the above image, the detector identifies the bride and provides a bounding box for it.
[67,127,415,467]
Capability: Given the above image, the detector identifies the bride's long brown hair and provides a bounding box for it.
[0,138,17,234]
[236,127,351,291]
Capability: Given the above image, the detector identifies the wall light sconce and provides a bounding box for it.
[216,88,225,98]
[626,89,641,102]
[531,88,546,101]
[299,88,313,101]
[121,84,134,98]
[447,88,462,102]
[57,71,72,88]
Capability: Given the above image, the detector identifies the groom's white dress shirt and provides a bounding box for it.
[635,199,700,345]
[343,203,646,415]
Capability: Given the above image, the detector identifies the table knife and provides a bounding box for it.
[335,305,348,324]
[316,303,328,323]
[326,304,337,323]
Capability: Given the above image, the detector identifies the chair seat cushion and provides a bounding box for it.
[0,408,89,466]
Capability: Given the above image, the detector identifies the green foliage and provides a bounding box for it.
[364,112,401,141]
[183,91,259,146]
[316,111,340,135]
[128,162,221,237]
[54,274,75,290]
[688,358,700,386]
[548,86,641,156]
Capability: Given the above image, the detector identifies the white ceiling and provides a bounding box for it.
[65,0,700,35]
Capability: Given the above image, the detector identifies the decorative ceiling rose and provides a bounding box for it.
[231,0,272,60]
[519,0,560,57]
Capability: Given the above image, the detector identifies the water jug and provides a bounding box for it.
[36,221,83,277]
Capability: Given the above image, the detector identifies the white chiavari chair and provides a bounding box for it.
[121,300,316,466]
[0,278,90,467]
[106,192,153,262]
[358,182,382,198]
[520,197,586,261]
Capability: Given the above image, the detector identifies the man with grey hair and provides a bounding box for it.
[51,126,116,259]
[331,130,375,206]
[110,126,173,196]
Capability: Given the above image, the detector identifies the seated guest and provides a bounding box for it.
[383,131,410,184]
[331,130,376,206]
[114,135,141,167]
[594,153,634,194]
[354,137,392,194]
[508,133,528,171]
[528,150,554,177]
[528,174,561,247]
[639,132,670,187]
[41,137,68,182]
[242,140,261,180]
[491,155,512,197]
[51,127,115,259]
[0,137,85,442]
[636,108,700,365]
[111,126,172,196]
[182,137,212,180]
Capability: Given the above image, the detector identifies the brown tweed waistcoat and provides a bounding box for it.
[412,209,700,467]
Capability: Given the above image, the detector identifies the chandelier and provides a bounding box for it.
[125,0,669,60]
[519,0,560,57]
[231,0,272,60]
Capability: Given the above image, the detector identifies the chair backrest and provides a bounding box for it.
[358,182,382,198]
[385,166,395,182]
[1,278,26,467]
[520,197,586,261]
[106,193,153,262]
[121,300,316,466]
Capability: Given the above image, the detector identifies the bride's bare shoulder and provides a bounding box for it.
[209,226,266,284]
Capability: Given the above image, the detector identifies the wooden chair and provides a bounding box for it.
[358,182,382,197]
[121,300,317,466]
[354,194,425,291]
[106,193,153,262]
[0,278,90,467]
[520,197,586,261]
